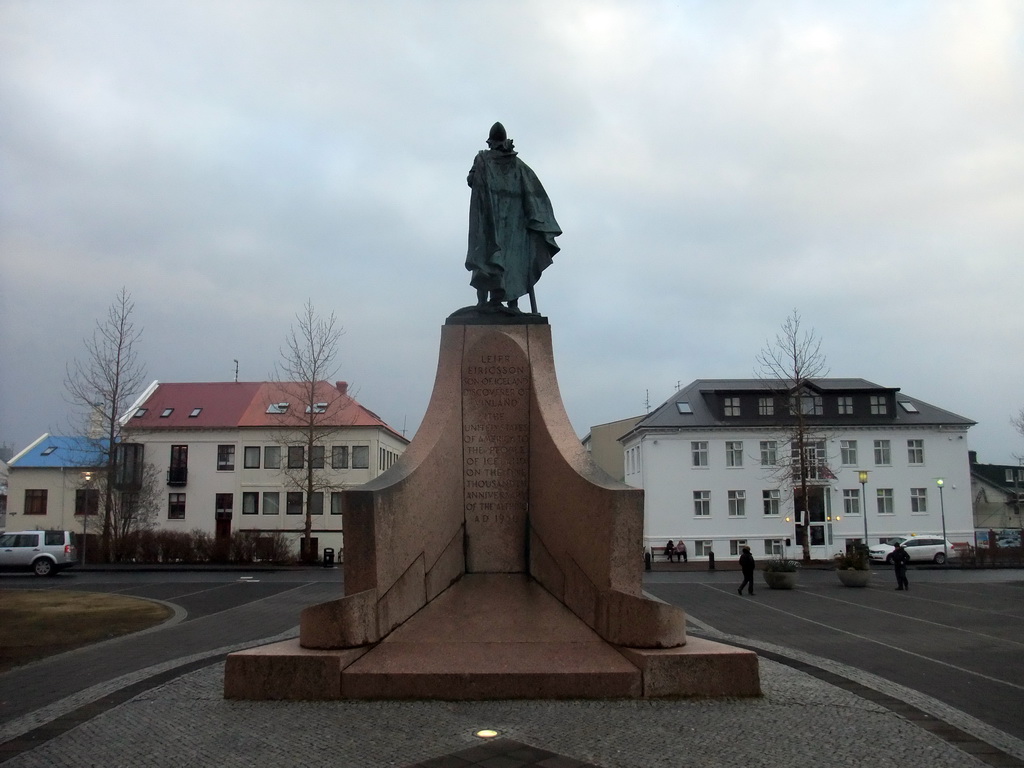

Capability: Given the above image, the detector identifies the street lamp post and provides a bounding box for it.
[80,471,92,565]
[858,470,870,547]
[937,478,947,563]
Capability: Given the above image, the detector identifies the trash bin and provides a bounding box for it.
[322,548,335,567]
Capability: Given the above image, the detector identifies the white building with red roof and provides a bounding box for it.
[118,379,409,559]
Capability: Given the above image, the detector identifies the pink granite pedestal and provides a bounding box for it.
[224,320,760,700]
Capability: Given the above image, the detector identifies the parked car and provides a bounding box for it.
[0,530,79,576]
[869,535,956,565]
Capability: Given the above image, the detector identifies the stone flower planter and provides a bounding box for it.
[837,569,871,588]
[762,570,797,590]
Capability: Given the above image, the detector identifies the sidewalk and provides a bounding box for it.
[3,620,1023,766]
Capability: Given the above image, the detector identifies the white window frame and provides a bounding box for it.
[693,490,710,517]
[876,488,894,515]
[910,487,928,514]
[760,440,777,466]
[843,488,861,516]
[728,490,746,517]
[840,440,857,466]
[762,489,780,516]
[691,441,708,467]
[907,439,924,465]
[726,441,743,468]
[873,440,891,466]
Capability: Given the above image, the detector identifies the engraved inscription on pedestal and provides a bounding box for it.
[462,332,530,572]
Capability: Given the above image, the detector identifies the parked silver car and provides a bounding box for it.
[0,530,79,576]
[869,535,956,565]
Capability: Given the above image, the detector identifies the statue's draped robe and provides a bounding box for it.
[466,149,561,303]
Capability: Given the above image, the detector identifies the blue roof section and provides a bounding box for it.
[10,435,108,468]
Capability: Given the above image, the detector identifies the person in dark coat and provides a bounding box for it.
[738,546,755,595]
[665,540,676,562]
[893,543,910,590]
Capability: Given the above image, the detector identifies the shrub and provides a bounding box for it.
[834,549,870,570]
[763,556,799,572]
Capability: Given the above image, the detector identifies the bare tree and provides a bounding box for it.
[64,288,146,562]
[1013,408,1024,457]
[755,310,832,563]
[275,300,344,563]
[109,461,161,561]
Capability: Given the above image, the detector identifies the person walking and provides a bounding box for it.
[738,546,755,595]
[893,543,910,590]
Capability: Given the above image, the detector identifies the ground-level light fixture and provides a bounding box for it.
[475,729,500,739]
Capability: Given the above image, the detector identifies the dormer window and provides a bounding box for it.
[870,395,887,415]
[723,397,741,417]
[266,403,290,414]
[160,408,174,418]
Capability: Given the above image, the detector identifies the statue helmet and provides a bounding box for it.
[487,122,507,144]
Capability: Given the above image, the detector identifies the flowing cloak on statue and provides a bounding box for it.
[466,148,562,303]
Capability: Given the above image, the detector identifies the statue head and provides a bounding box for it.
[487,122,507,146]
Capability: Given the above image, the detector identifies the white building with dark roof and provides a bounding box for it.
[620,378,976,562]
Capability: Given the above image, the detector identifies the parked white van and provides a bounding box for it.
[0,530,79,576]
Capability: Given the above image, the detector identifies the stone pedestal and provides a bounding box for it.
[225,318,759,700]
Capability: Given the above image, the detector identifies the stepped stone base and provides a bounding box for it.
[224,574,760,700]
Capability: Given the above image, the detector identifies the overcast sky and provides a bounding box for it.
[1,1,1021,464]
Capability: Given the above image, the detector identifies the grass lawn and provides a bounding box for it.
[0,590,174,673]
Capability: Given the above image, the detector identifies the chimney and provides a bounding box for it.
[336,381,348,396]
[969,450,977,465]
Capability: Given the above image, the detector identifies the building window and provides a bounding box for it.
[310,445,325,469]
[310,492,324,515]
[758,397,774,416]
[24,489,47,515]
[243,446,261,469]
[837,396,853,415]
[168,493,186,520]
[215,493,233,517]
[693,491,710,517]
[694,540,713,557]
[910,488,928,514]
[840,440,858,466]
[723,397,741,417]
[167,446,188,486]
[843,489,861,516]
[870,395,887,415]
[262,492,280,515]
[286,492,303,515]
[288,446,304,469]
[331,492,343,516]
[876,489,894,515]
[728,490,746,517]
[352,445,370,469]
[729,539,748,556]
[762,489,780,516]
[189,408,202,418]
[332,445,349,469]
[764,539,783,556]
[242,492,259,515]
[801,394,823,415]
[725,441,743,468]
[264,446,281,470]
[75,488,99,516]
[907,439,924,465]
[873,440,891,466]
[691,441,708,467]
[217,445,235,471]
[760,440,777,466]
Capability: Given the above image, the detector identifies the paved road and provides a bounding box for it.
[0,567,342,725]
[644,564,1024,742]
